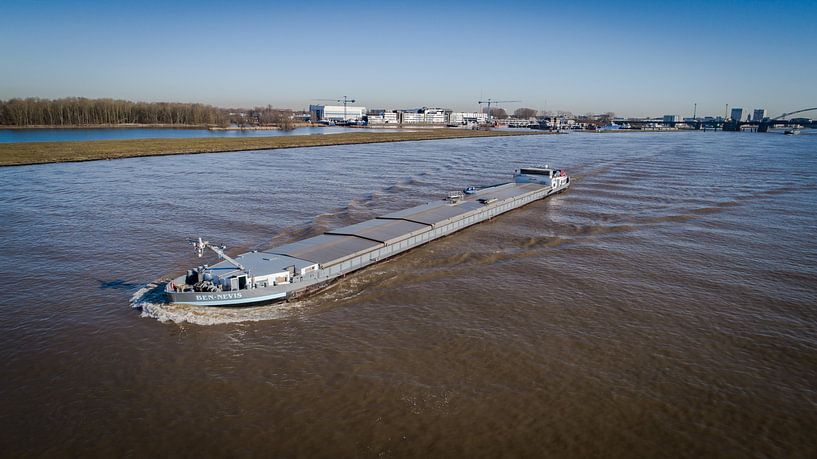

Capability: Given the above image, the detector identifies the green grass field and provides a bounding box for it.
[0,129,549,167]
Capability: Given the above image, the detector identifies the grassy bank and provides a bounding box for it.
[0,123,214,130]
[0,129,550,167]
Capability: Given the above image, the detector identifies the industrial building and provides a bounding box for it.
[309,104,367,122]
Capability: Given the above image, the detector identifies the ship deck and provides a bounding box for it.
[203,182,549,275]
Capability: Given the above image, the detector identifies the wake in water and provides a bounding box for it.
[129,282,305,325]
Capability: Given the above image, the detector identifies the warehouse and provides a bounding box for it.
[309,104,367,122]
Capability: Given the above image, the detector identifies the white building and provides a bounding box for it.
[449,112,488,125]
[309,104,367,122]
[663,115,679,123]
[401,112,425,124]
[367,110,399,125]
[401,107,448,124]
[753,108,767,122]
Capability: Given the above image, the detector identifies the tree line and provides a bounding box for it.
[0,97,229,126]
[481,107,541,119]
[231,105,297,130]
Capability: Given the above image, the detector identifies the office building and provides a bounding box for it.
[730,108,744,122]
[449,112,488,125]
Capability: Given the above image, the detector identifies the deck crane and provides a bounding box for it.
[190,237,246,272]
[478,98,521,124]
[315,96,357,122]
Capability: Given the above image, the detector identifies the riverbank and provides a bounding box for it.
[0,123,218,130]
[0,129,551,167]
[207,126,281,131]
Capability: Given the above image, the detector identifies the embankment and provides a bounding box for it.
[0,129,551,167]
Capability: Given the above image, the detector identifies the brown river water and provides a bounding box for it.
[1,132,816,457]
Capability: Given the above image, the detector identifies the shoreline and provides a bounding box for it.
[0,123,221,130]
[0,129,553,167]
[207,126,281,131]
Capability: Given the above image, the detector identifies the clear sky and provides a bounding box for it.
[1,0,815,117]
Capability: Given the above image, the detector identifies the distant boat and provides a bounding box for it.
[597,123,621,131]
[784,129,800,135]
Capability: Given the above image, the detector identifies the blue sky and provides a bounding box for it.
[1,0,815,117]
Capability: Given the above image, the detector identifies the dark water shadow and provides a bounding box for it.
[98,279,144,291]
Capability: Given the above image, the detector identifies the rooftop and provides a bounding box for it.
[206,251,315,279]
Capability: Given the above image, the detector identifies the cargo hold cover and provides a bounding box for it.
[269,234,382,267]
[379,200,484,227]
[325,218,430,245]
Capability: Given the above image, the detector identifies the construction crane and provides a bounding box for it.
[314,96,357,122]
[478,98,521,124]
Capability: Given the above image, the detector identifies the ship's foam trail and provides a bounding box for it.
[130,282,303,325]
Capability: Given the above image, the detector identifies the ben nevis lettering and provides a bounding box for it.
[195,293,244,301]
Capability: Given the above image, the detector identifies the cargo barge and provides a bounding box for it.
[165,166,570,306]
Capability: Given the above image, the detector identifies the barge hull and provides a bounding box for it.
[166,178,569,306]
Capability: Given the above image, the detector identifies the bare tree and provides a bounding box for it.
[513,108,538,119]
[0,97,229,127]
[482,107,508,119]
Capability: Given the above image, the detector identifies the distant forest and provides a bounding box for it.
[0,97,230,127]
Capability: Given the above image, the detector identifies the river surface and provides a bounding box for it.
[0,126,393,143]
[1,132,816,457]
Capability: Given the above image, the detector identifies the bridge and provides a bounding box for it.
[755,107,817,132]
[722,107,817,132]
